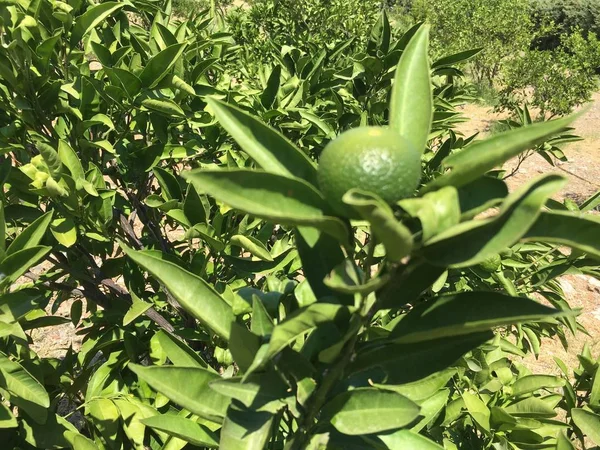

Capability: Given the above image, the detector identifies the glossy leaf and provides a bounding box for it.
[260,65,281,108]
[0,246,51,287]
[320,388,420,435]
[206,98,317,185]
[5,211,53,256]
[129,365,229,422]
[423,113,579,192]
[389,24,432,154]
[155,330,210,369]
[376,261,446,309]
[390,291,573,343]
[421,174,567,267]
[372,369,456,402]
[572,409,600,445]
[219,403,273,450]
[351,332,493,384]
[556,432,576,450]
[246,303,352,375]
[377,429,443,449]
[183,169,348,241]
[295,226,351,302]
[343,189,413,262]
[121,245,234,340]
[523,211,600,260]
[0,352,50,417]
[511,375,565,397]
[50,217,77,247]
[209,372,290,413]
[230,235,273,261]
[397,186,460,242]
[70,2,125,44]
[141,415,218,448]
[139,43,188,88]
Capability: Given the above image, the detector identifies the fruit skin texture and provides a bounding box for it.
[317,126,422,218]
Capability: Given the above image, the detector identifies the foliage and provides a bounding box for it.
[531,0,600,49]
[500,30,600,116]
[412,0,533,84]
[0,0,600,449]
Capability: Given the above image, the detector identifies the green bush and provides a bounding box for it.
[1,0,600,449]
[413,0,533,83]
[531,0,600,49]
[500,30,600,116]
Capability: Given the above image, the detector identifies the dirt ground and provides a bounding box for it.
[456,95,600,374]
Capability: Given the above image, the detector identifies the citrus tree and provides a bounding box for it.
[1,0,600,449]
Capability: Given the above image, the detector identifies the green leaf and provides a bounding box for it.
[0,401,17,428]
[123,292,152,326]
[219,403,273,450]
[139,43,188,88]
[523,211,600,260]
[511,375,565,397]
[320,388,420,435]
[421,174,567,267]
[121,245,234,340]
[412,389,449,432]
[0,246,51,287]
[142,98,186,118]
[70,2,126,45]
[206,98,317,185]
[457,176,508,219]
[324,259,390,296]
[372,369,456,402]
[153,167,183,201]
[36,143,62,177]
[0,352,50,418]
[0,202,4,256]
[377,429,443,449]
[209,372,290,413]
[295,226,351,303]
[6,211,53,256]
[141,415,218,448]
[65,432,100,450]
[389,24,432,154]
[556,432,576,450]
[183,169,348,241]
[260,65,281,108]
[50,217,77,247]
[58,140,85,181]
[21,413,77,447]
[350,332,494,384]
[398,186,460,242]
[251,295,274,336]
[571,408,600,445]
[87,398,120,446]
[155,329,210,369]
[390,291,573,344]
[246,303,352,375]
[505,397,556,417]
[230,235,273,261]
[129,365,229,422]
[374,261,446,310]
[229,322,261,373]
[432,48,483,68]
[590,366,600,407]
[343,189,413,262]
[462,392,490,431]
[423,113,579,193]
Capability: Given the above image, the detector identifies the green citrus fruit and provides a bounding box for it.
[317,127,421,217]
